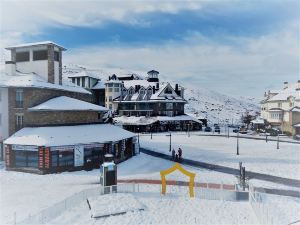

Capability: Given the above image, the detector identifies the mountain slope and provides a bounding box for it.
[185,87,260,125]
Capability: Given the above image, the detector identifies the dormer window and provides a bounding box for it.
[54,51,60,61]
[139,88,145,95]
[164,87,172,94]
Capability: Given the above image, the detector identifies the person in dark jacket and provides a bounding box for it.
[178,148,182,161]
[175,153,179,162]
[172,149,176,161]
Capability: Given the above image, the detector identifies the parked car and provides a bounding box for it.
[204,127,212,132]
[233,128,239,133]
[214,127,220,133]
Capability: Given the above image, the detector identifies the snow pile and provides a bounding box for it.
[88,193,144,218]
[184,87,260,124]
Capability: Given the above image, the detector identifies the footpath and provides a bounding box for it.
[140,148,300,198]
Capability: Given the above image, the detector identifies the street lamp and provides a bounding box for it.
[236,131,239,155]
[277,134,280,149]
[227,123,230,138]
[166,132,172,152]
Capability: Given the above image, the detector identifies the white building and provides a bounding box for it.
[261,81,300,136]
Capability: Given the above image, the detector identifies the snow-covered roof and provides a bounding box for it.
[67,70,100,80]
[251,118,264,124]
[267,83,300,102]
[92,80,105,89]
[4,124,135,147]
[5,41,66,51]
[269,108,283,112]
[123,80,152,89]
[28,96,108,112]
[114,115,201,126]
[290,107,300,113]
[114,116,158,125]
[0,72,90,94]
[157,115,201,123]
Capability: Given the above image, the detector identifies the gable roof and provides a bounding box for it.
[28,96,108,112]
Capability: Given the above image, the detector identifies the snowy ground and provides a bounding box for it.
[49,193,257,225]
[140,133,300,180]
[0,153,238,225]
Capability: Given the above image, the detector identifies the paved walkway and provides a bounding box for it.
[140,148,300,198]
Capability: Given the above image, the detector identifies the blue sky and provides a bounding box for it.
[1,0,299,99]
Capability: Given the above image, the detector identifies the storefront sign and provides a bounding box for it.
[74,145,84,167]
[12,145,38,151]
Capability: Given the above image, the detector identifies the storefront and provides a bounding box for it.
[4,124,137,174]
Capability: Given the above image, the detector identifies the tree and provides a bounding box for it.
[242,113,255,129]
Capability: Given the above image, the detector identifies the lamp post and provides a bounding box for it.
[277,134,280,149]
[166,132,172,152]
[188,123,190,137]
[236,131,239,155]
[227,123,230,138]
[150,125,153,139]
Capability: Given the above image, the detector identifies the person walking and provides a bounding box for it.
[178,148,182,161]
[175,153,179,162]
[172,149,176,161]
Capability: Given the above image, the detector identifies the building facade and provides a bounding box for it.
[260,81,300,137]
[105,71,202,132]
[1,41,137,172]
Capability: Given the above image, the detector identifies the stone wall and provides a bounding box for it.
[8,87,92,135]
[26,111,103,126]
[47,45,55,84]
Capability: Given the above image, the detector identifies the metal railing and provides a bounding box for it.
[249,184,274,225]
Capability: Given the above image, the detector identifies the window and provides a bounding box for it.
[290,102,294,107]
[54,51,60,61]
[109,104,113,110]
[16,89,23,108]
[114,84,119,87]
[164,87,172,94]
[166,103,173,110]
[109,96,113,101]
[139,89,145,95]
[82,77,85,87]
[58,150,74,167]
[72,78,75,83]
[16,52,30,62]
[33,50,48,61]
[107,83,113,87]
[77,78,80,86]
[108,88,113,92]
[15,151,38,168]
[278,102,282,108]
[114,88,119,92]
[15,114,24,130]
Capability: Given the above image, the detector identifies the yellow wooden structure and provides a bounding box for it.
[160,163,196,197]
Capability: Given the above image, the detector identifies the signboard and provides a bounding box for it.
[12,145,38,151]
[74,145,84,167]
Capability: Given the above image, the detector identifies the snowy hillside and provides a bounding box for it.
[184,88,260,125]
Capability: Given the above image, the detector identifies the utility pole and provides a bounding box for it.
[166,132,172,152]
[236,131,239,155]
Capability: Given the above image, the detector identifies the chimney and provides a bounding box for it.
[5,61,16,76]
[283,81,288,89]
[152,86,156,94]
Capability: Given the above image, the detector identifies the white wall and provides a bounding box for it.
[0,88,9,141]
